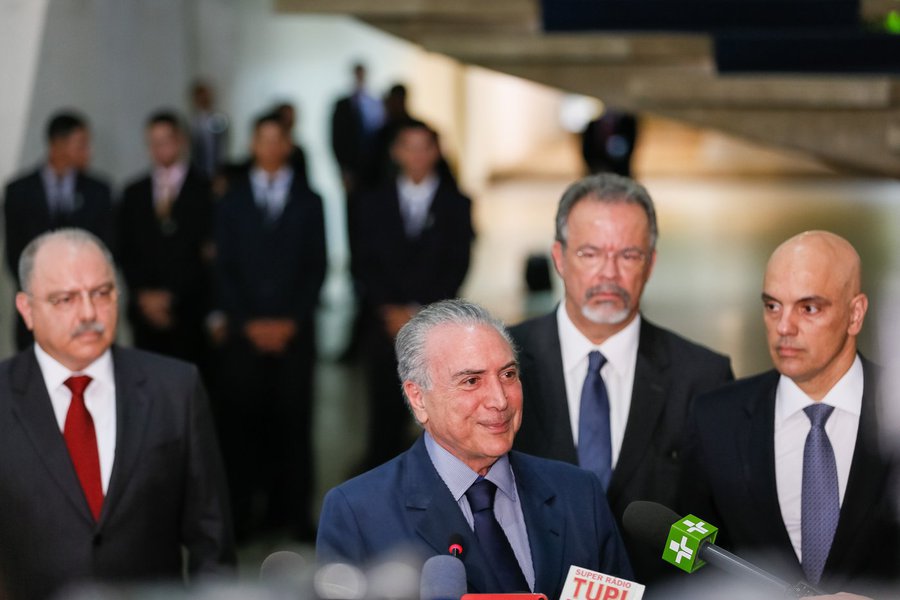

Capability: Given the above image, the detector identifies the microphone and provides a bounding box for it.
[260,550,306,581]
[623,501,824,598]
[420,555,467,600]
[448,533,465,558]
[260,550,309,600]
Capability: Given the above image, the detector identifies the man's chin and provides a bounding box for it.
[581,304,631,325]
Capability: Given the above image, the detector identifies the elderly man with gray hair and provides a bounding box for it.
[0,228,234,600]
[509,173,733,586]
[316,298,631,598]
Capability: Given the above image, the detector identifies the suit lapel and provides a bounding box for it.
[608,321,667,505]
[743,373,800,568]
[510,452,564,597]
[520,313,577,463]
[100,347,152,526]
[825,359,888,575]
[403,437,501,593]
[8,349,95,524]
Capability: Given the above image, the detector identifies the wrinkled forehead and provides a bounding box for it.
[424,323,515,373]
[31,241,114,292]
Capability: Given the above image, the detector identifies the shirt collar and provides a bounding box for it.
[557,302,641,376]
[398,173,439,199]
[250,166,293,190]
[41,164,76,187]
[776,354,863,423]
[153,162,187,187]
[33,343,115,392]
[424,432,518,503]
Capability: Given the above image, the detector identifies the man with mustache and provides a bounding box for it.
[0,229,235,600]
[509,173,733,586]
[317,299,631,598]
[681,231,899,595]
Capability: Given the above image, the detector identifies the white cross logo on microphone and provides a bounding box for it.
[684,519,709,535]
[668,536,693,564]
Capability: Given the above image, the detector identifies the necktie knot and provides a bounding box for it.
[587,350,607,372]
[65,375,92,398]
[804,403,835,428]
[466,478,497,513]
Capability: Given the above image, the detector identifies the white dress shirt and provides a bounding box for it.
[557,303,640,468]
[774,355,863,562]
[397,173,439,238]
[34,344,117,493]
[250,166,293,221]
[424,432,535,591]
[152,161,188,206]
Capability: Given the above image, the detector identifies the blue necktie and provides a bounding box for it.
[801,403,840,585]
[578,351,612,489]
[465,478,529,592]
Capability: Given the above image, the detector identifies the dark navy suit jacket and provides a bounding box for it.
[0,346,235,600]
[510,313,733,585]
[317,436,632,599]
[680,358,899,594]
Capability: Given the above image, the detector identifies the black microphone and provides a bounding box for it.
[623,501,823,598]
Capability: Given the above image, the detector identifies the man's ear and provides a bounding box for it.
[15,292,34,331]
[848,293,868,336]
[404,380,429,425]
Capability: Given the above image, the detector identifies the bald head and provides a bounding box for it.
[762,230,868,399]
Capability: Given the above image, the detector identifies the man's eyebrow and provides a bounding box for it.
[452,368,486,378]
[761,293,831,305]
[761,293,778,303]
[450,361,518,378]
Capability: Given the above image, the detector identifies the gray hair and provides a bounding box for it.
[395,299,517,392]
[18,228,115,293]
[555,173,658,250]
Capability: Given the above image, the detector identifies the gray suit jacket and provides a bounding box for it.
[0,346,235,600]
[510,311,733,585]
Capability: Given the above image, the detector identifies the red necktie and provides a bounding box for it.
[63,375,104,521]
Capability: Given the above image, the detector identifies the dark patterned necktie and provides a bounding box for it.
[577,351,612,489]
[801,403,840,585]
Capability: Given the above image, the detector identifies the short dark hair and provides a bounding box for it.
[555,173,658,250]
[391,119,438,147]
[145,109,184,132]
[46,111,87,142]
[254,111,285,133]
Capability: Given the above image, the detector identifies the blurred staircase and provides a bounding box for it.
[278,0,900,176]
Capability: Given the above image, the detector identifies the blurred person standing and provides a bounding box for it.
[214,113,326,542]
[189,80,230,180]
[117,110,214,369]
[330,62,384,196]
[273,101,310,190]
[4,110,114,350]
[355,120,474,468]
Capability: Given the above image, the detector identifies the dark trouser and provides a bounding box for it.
[214,324,316,542]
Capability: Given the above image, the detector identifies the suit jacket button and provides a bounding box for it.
[93,534,103,547]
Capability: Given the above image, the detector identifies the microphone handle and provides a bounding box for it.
[699,541,791,592]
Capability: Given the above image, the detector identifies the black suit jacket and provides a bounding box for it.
[0,346,235,600]
[117,167,213,343]
[214,171,326,329]
[317,436,632,599]
[4,167,114,282]
[331,96,365,174]
[510,312,733,585]
[356,178,474,308]
[681,359,900,594]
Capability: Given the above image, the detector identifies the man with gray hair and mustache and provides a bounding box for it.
[509,173,733,587]
[0,228,234,600]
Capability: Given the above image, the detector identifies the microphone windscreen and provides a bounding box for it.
[260,550,306,580]
[420,555,466,600]
[622,500,681,551]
